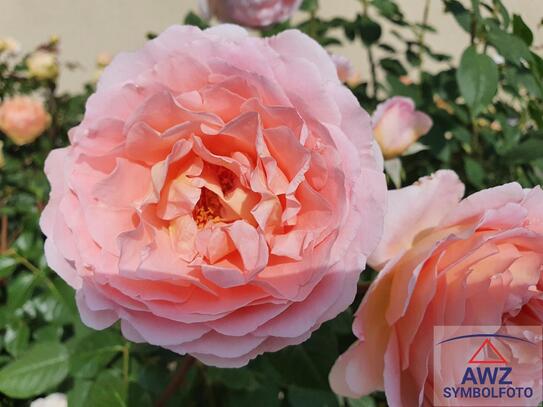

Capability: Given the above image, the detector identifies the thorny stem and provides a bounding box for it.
[154,356,196,407]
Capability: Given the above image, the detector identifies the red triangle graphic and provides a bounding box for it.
[468,339,508,364]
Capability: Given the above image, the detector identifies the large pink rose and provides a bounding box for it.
[199,0,302,28]
[0,96,51,145]
[40,25,386,367]
[372,96,432,159]
[329,170,543,405]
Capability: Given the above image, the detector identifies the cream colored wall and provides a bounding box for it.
[1,0,541,92]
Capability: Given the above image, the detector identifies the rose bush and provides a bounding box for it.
[40,24,386,367]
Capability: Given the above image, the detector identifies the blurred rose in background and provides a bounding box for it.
[372,96,432,160]
[0,96,51,145]
[199,0,302,27]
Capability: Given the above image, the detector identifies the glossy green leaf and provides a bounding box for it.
[4,320,29,357]
[68,379,93,407]
[487,27,532,66]
[512,14,533,46]
[357,15,382,46]
[348,396,377,407]
[0,342,69,398]
[457,47,498,115]
[502,139,543,163]
[288,386,339,407]
[83,370,126,407]
[69,330,124,379]
[464,156,486,188]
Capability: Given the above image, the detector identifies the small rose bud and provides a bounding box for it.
[372,96,432,159]
[330,53,359,85]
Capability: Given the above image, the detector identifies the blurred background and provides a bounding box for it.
[1,0,541,92]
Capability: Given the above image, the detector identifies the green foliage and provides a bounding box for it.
[0,342,69,398]
[457,46,498,116]
[0,0,541,406]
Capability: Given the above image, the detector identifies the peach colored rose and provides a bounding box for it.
[199,0,302,28]
[330,170,543,406]
[41,25,386,367]
[0,96,51,145]
[372,96,432,159]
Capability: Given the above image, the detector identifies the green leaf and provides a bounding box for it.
[69,330,124,379]
[301,0,319,12]
[83,370,126,407]
[464,157,485,188]
[7,273,36,311]
[512,14,533,46]
[492,0,510,28]
[226,387,282,407]
[32,293,72,324]
[357,15,382,46]
[371,0,405,24]
[444,0,471,32]
[502,139,543,163]
[0,256,17,279]
[4,320,29,357]
[207,367,258,391]
[348,396,377,407]
[127,382,153,407]
[0,342,69,398]
[68,379,93,407]
[33,325,63,342]
[288,386,339,407]
[456,47,498,115]
[183,11,209,30]
[268,324,338,389]
[487,27,532,66]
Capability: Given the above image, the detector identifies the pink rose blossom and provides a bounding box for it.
[0,96,51,145]
[40,25,386,367]
[330,170,543,405]
[199,0,302,28]
[372,96,432,159]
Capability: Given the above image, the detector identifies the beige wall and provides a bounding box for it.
[1,0,541,92]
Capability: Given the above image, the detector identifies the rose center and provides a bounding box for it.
[192,188,223,228]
